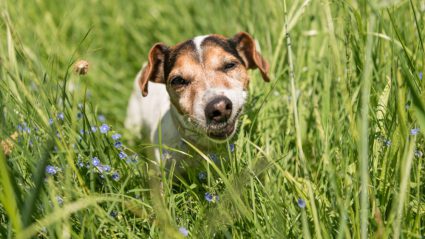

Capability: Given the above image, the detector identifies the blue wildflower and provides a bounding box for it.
[229,143,235,152]
[56,196,64,206]
[410,128,420,136]
[57,112,64,121]
[205,192,214,202]
[92,157,100,166]
[110,210,118,218]
[102,165,111,172]
[415,150,423,158]
[77,160,84,168]
[419,72,423,80]
[91,126,98,133]
[179,227,189,237]
[198,171,207,181]
[77,112,83,119]
[114,141,123,149]
[384,139,391,147]
[48,118,54,125]
[99,124,109,134]
[45,165,57,175]
[112,172,120,181]
[118,151,127,159]
[79,129,85,135]
[98,114,106,122]
[24,126,31,133]
[297,198,306,208]
[111,133,122,140]
[209,153,218,162]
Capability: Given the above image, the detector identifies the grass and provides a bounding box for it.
[0,0,424,238]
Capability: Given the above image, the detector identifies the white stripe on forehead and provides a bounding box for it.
[192,35,209,63]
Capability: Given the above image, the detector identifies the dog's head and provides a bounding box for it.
[138,32,269,142]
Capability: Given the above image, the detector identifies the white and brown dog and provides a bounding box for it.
[125,32,269,171]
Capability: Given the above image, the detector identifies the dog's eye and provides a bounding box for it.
[223,62,237,71]
[170,76,189,87]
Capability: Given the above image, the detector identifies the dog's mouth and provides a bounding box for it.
[205,109,241,141]
[206,122,236,140]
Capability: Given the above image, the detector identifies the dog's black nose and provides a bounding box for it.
[205,96,233,124]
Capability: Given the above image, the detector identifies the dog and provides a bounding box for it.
[125,32,269,173]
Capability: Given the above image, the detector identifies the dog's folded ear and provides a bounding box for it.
[138,43,168,96]
[232,32,270,82]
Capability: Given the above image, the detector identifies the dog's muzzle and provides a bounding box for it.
[204,96,236,140]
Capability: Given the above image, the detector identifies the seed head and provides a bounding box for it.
[74,60,89,75]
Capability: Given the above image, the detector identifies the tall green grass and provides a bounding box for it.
[0,0,424,238]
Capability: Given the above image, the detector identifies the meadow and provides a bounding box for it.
[0,0,424,238]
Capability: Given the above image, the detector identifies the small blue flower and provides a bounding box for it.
[297,198,306,208]
[198,171,207,181]
[56,196,64,206]
[384,139,391,147]
[419,72,423,80]
[229,143,235,152]
[179,227,189,237]
[111,172,120,181]
[57,112,64,121]
[45,165,57,175]
[98,114,106,122]
[110,210,118,218]
[118,151,127,159]
[114,141,123,149]
[410,128,420,136]
[209,153,218,162]
[24,126,31,133]
[91,126,97,133]
[92,157,100,166]
[414,150,423,158]
[111,133,122,140]
[48,118,54,125]
[17,123,23,131]
[102,165,111,172]
[77,160,84,168]
[99,124,109,134]
[205,192,214,202]
[77,112,83,119]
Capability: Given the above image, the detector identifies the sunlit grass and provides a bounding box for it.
[0,0,424,238]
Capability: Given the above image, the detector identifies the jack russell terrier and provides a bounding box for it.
[125,32,269,172]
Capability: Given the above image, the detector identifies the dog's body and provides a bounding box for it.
[125,32,269,171]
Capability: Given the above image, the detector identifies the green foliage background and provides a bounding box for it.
[0,0,424,238]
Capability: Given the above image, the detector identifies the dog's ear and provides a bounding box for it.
[232,32,270,82]
[138,43,168,96]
